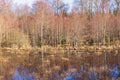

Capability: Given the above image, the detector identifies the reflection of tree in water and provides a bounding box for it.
[0,49,120,80]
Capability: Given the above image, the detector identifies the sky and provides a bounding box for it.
[63,0,73,9]
[12,0,117,13]
[13,0,36,6]
[13,0,73,7]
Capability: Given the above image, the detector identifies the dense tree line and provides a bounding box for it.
[0,0,120,48]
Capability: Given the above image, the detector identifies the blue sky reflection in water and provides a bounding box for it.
[13,65,36,80]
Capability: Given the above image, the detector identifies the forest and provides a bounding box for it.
[0,0,120,48]
[0,0,120,80]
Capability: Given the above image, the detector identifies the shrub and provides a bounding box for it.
[1,29,31,48]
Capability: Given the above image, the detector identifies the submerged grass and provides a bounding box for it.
[0,45,120,79]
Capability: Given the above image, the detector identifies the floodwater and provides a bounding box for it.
[0,49,120,80]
